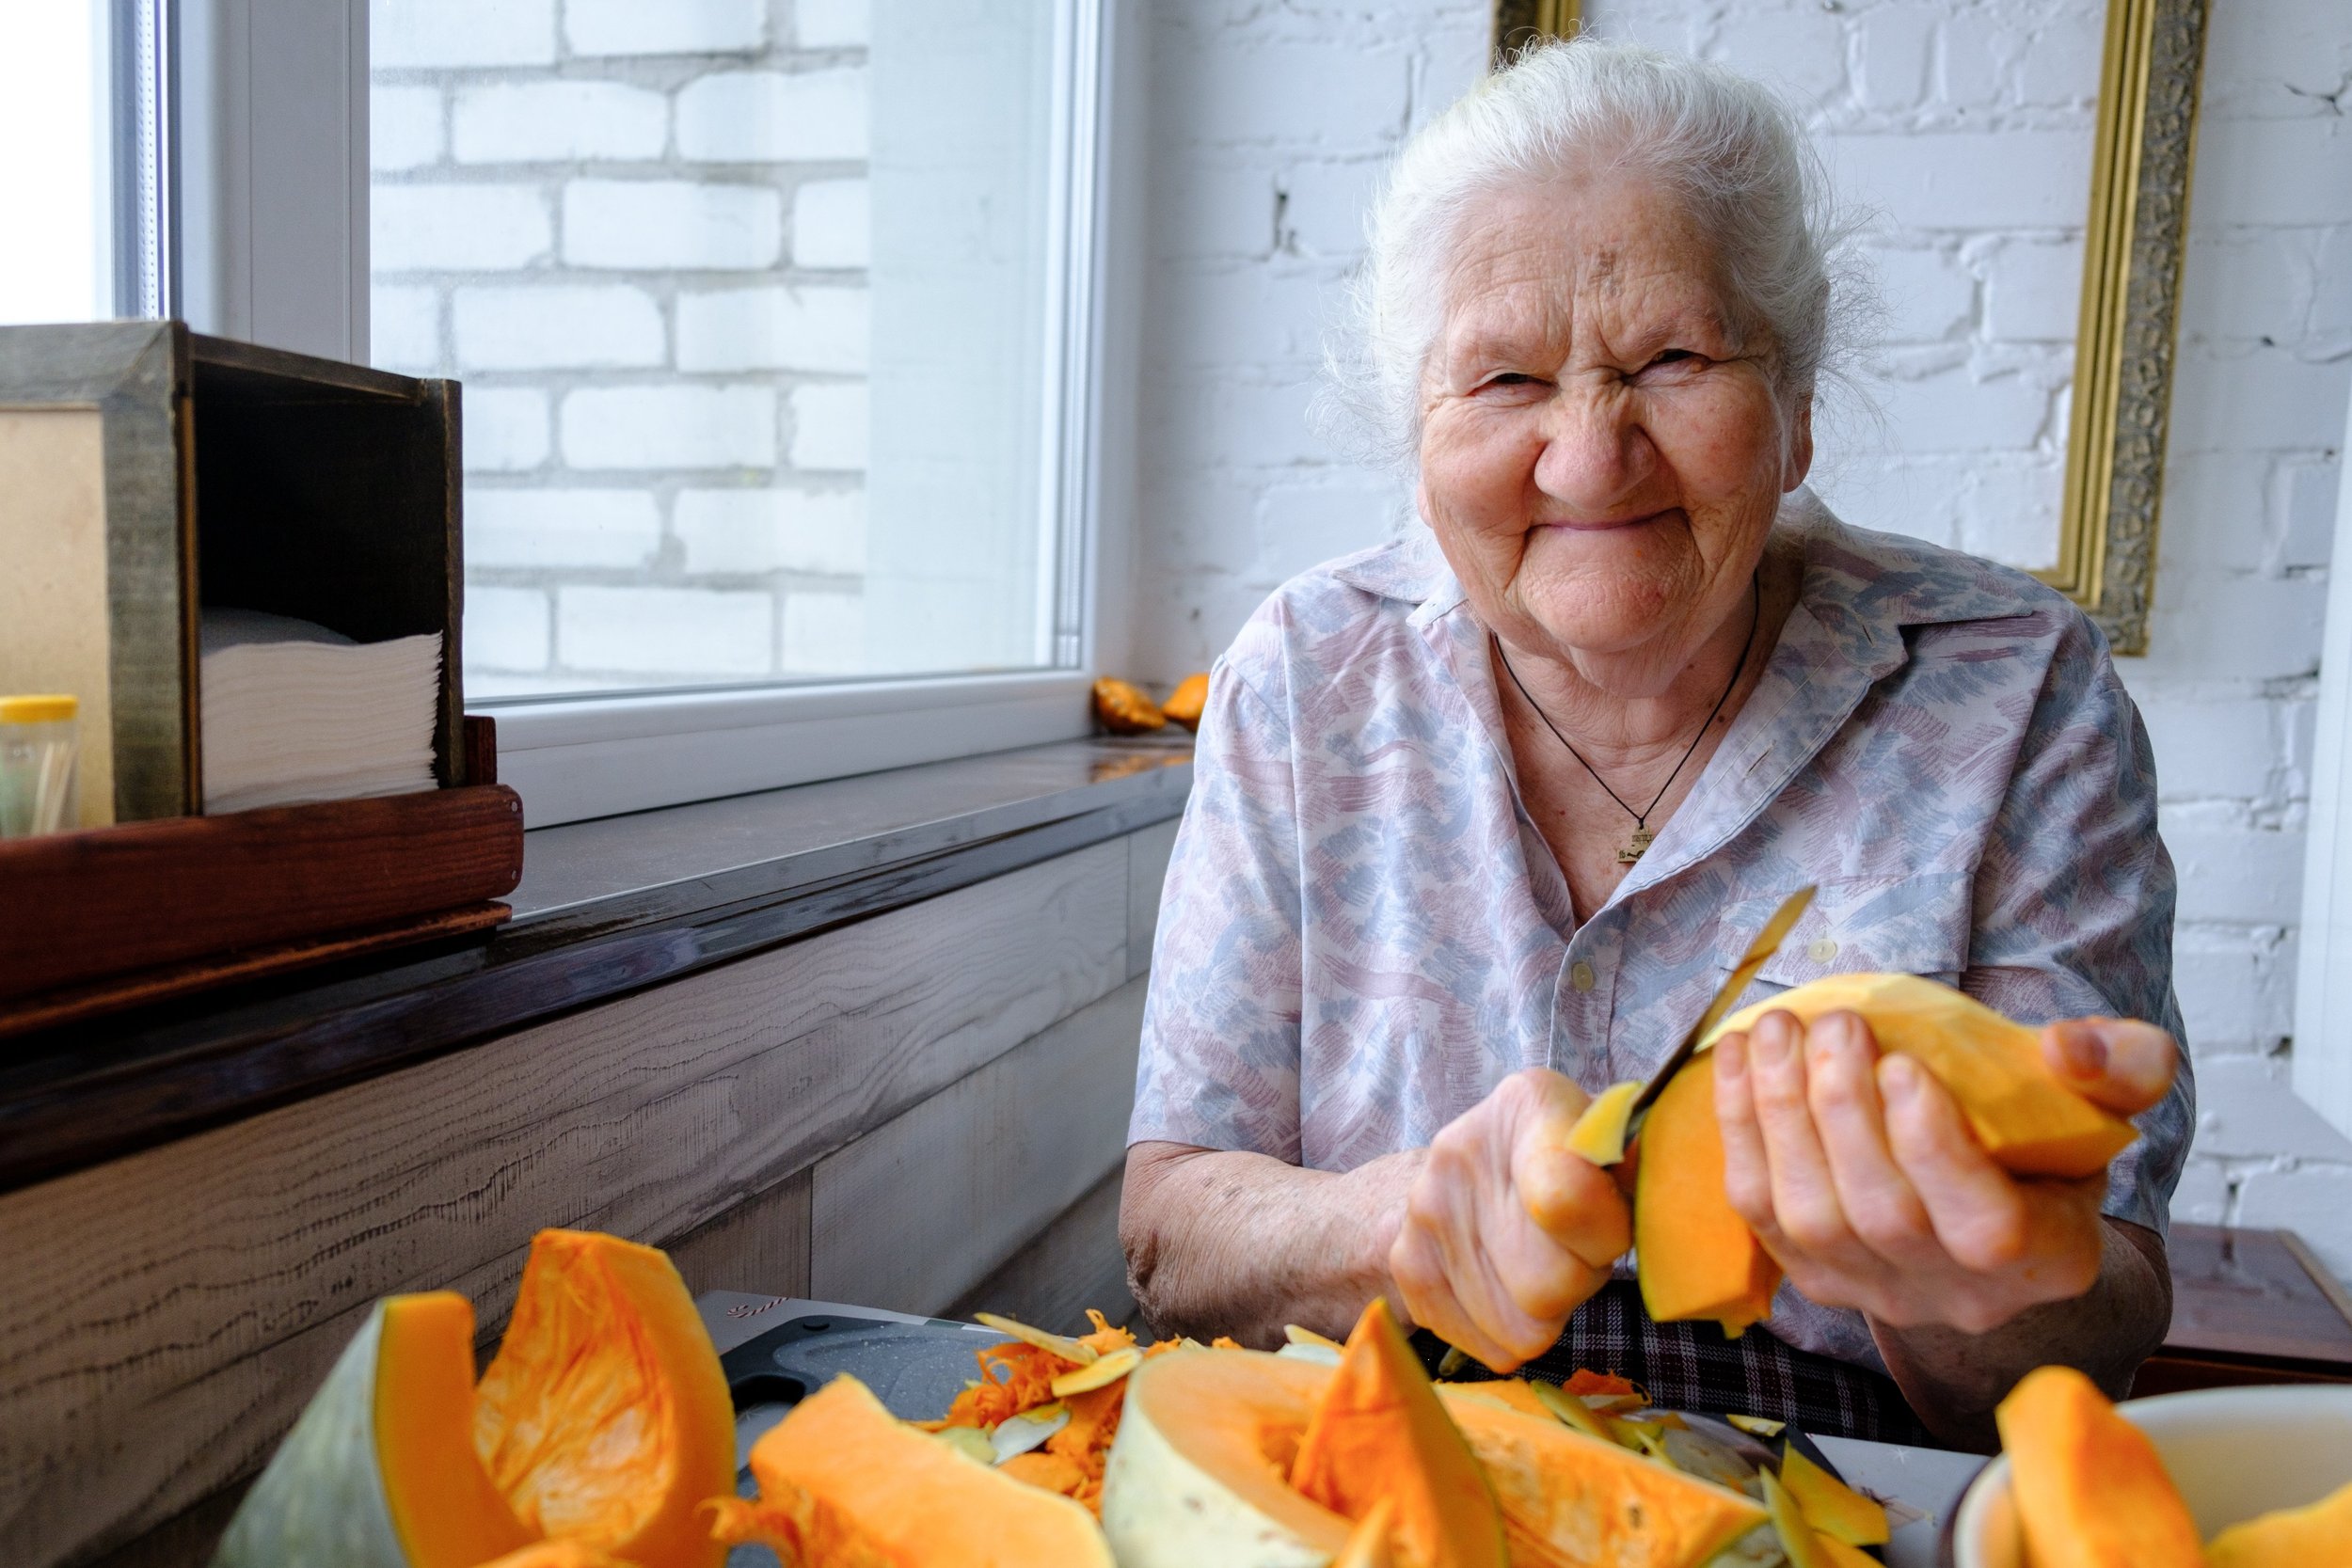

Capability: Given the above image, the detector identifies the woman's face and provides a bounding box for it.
[1417,168,1812,691]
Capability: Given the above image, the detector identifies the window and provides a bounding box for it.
[367,0,1100,722]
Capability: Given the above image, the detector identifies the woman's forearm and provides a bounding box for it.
[1119,1140,1422,1347]
[1872,1218,2171,1450]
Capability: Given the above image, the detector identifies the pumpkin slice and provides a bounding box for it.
[1436,1389,1771,1568]
[1781,1444,1887,1545]
[474,1228,734,1568]
[1994,1365,2202,1568]
[1635,1057,1782,1334]
[2206,1476,2352,1567]
[977,1310,1101,1365]
[1815,1538,1885,1568]
[1564,1080,1643,1165]
[718,1374,1113,1566]
[1289,1299,1506,1568]
[1760,1468,1832,1568]
[1053,1347,1142,1397]
[1726,1414,1785,1437]
[214,1291,535,1568]
[1699,974,2136,1178]
[1438,1380,1553,1420]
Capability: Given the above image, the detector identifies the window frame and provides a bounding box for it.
[174,0,1124,828]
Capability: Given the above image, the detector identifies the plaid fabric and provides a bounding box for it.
[1415,1281,1938,1447]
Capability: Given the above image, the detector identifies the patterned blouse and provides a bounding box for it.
[1129,500,2193,1374]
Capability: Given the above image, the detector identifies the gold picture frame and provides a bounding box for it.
[1494,0,2211,655]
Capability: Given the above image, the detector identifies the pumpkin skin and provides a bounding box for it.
[474,1229,734,1568]
[1994,1365,2203,1568]
[1779,1443,1887,1545]
[723,1373,1115,1566]
[212,1293,533,1568]
[1288,1299,1506,1568]
[2205,1476,2352,1567]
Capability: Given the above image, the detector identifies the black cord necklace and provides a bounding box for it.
[1496,574,1761,866]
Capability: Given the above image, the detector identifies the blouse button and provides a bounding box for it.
[1570,960,1597,992]
[1807,938,1839,964]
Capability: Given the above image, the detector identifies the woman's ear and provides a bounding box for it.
[1782,398,1815,492]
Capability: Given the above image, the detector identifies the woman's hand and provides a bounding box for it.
[1714,1010,2176,1335]
[1386,1068,1632,1370]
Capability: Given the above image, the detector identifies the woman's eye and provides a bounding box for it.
[1479,372,1543,390]
[1641,349,1701,372]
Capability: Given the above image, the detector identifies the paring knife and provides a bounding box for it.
[1565,882,1819,1166]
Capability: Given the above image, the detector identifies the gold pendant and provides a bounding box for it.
[1619,828,1653,864]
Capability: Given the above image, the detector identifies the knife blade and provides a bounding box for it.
[1629,881,1818,1118]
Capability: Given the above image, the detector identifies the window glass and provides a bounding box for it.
[369,0,1077,699]
[0,2,112,325]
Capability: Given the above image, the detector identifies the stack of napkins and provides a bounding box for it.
[199,609,442,814]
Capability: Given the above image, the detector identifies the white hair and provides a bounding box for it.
[1320,37,1866,472]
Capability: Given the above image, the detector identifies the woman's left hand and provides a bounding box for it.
[1712,1010,2176,1335]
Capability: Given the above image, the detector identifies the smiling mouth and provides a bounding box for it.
[1536,508,1681,532]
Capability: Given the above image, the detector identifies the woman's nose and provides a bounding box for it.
[1530,387,1654,513]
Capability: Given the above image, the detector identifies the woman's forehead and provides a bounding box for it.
[1438,178,1733,347]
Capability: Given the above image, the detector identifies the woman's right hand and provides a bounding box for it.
[1385,1068,1632,1370]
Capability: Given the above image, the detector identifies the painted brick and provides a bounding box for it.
[675,488,866,576]
[2194,1057,2352,1161]
[2012,14,2105,106]
[1854,8,1937,113]
[1281,159,1386,263]
[374,0,554,70]
[1160,161,1276,261]
[2171,933,2288,1055]
[1822,130,2090,231]
[465,586,552,671]
[789,382,869,470]
[2314,228,2352,345]
[562,179,783,270]
[2159,451,2275,575]
[675,286,868,372]
[2145,572,2328,683]
[564,0,764,56]
[1254,479,1406,582]
[2169,348,2352,456]
[1158,39,1410,150]
[372,87,442,173]
[2191,118,2352,229]
[676,69,869,163]
[796,0,870,50]
[558,586,773,675]
[792,179,869,269]
[2179,232,2313,346]
[783,590,867,673]
[559,386,778,469]
[461,388,551,472]
[1935,11,2017,109]
[2160,807,2308,927]
[1953,459,2063,571]
[1870,245,1975,342]
[2169,1159,2230,1226]
[2234,1163,2352,1285]
[1152,264,1333,370]
[1711,8,1849,103]
[2280,458,2342,573]
[453,284,665,370]
[452,81,668,164]
[373,184,550,272]
[371,285,440,372]
[1876,365,2052,452]
[1983,240,2085,342]
[2137,691,2276,802]
[1152,374,1324,473]
[468,489,661,568]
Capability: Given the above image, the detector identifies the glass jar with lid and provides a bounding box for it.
[0,694,80,838]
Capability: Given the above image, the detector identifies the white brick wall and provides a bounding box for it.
[373,0,881,695]
[1131,0,2352,1281]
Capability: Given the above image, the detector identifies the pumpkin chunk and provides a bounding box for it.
[1161,673,1211,732]
[474,1229,734,1568]
[716,1374,1113,1566]
[1994,1365,2202,1568]
[1779,1443,1887,1545]
[1289,1299,1507,1568]
[1634,1058,1781,1334]
[2206,1476,2352,1567]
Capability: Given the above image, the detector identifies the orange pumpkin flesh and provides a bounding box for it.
[474,1228,734,1568]
[1289,1299,1507,1568]
[1634,1058,1781,1334]
[725,1373,1115,1566]
[2206,1476,2352,1567]
[376,1293,536,1568]
[1437,1380,1553,1421]
[1162,673,1211,732]
[1434,1391,1770,1568]
[1994,1365,2202,1568]
[1333,1497,1400,1568]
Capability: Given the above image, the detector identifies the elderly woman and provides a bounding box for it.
[1120,40,2191,1449]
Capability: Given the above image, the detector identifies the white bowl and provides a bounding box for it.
[1950,1383,2352,1568]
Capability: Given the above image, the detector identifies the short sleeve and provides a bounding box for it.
[1127,651,1307,1162]
[1963,612,2193,1240]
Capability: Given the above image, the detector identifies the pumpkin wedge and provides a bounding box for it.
[1634,1056,1781,1334]
[1780,1443,1888,1545]
[213,1291,535,1568]
[1289,1299,1506,1568]
[1994,1365,2202,1568]
[1435,1389,1770,1568]
[716,1373,1114,1566]
[2206,1476,2352,1567]
[474,1229,734,1568]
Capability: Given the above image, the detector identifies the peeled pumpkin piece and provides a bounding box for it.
[1437,1379,1553,1420]
[1993,1365,2202,1568]
[474,1228,735,1568]
[1700,974,2137,1178]
[719,1373,1113,1566]
[1434,1388,1771,1568]
[2206,1475,2352,1568]
[1759,1468,1833,1568]
[1091,677,1166,734]
[1288,1298,1506,1568]
[1162,672,1211,732]
[1779,1443,1887,1546]
[1634,1056,1782,1335]
[213,1291,537,1568]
